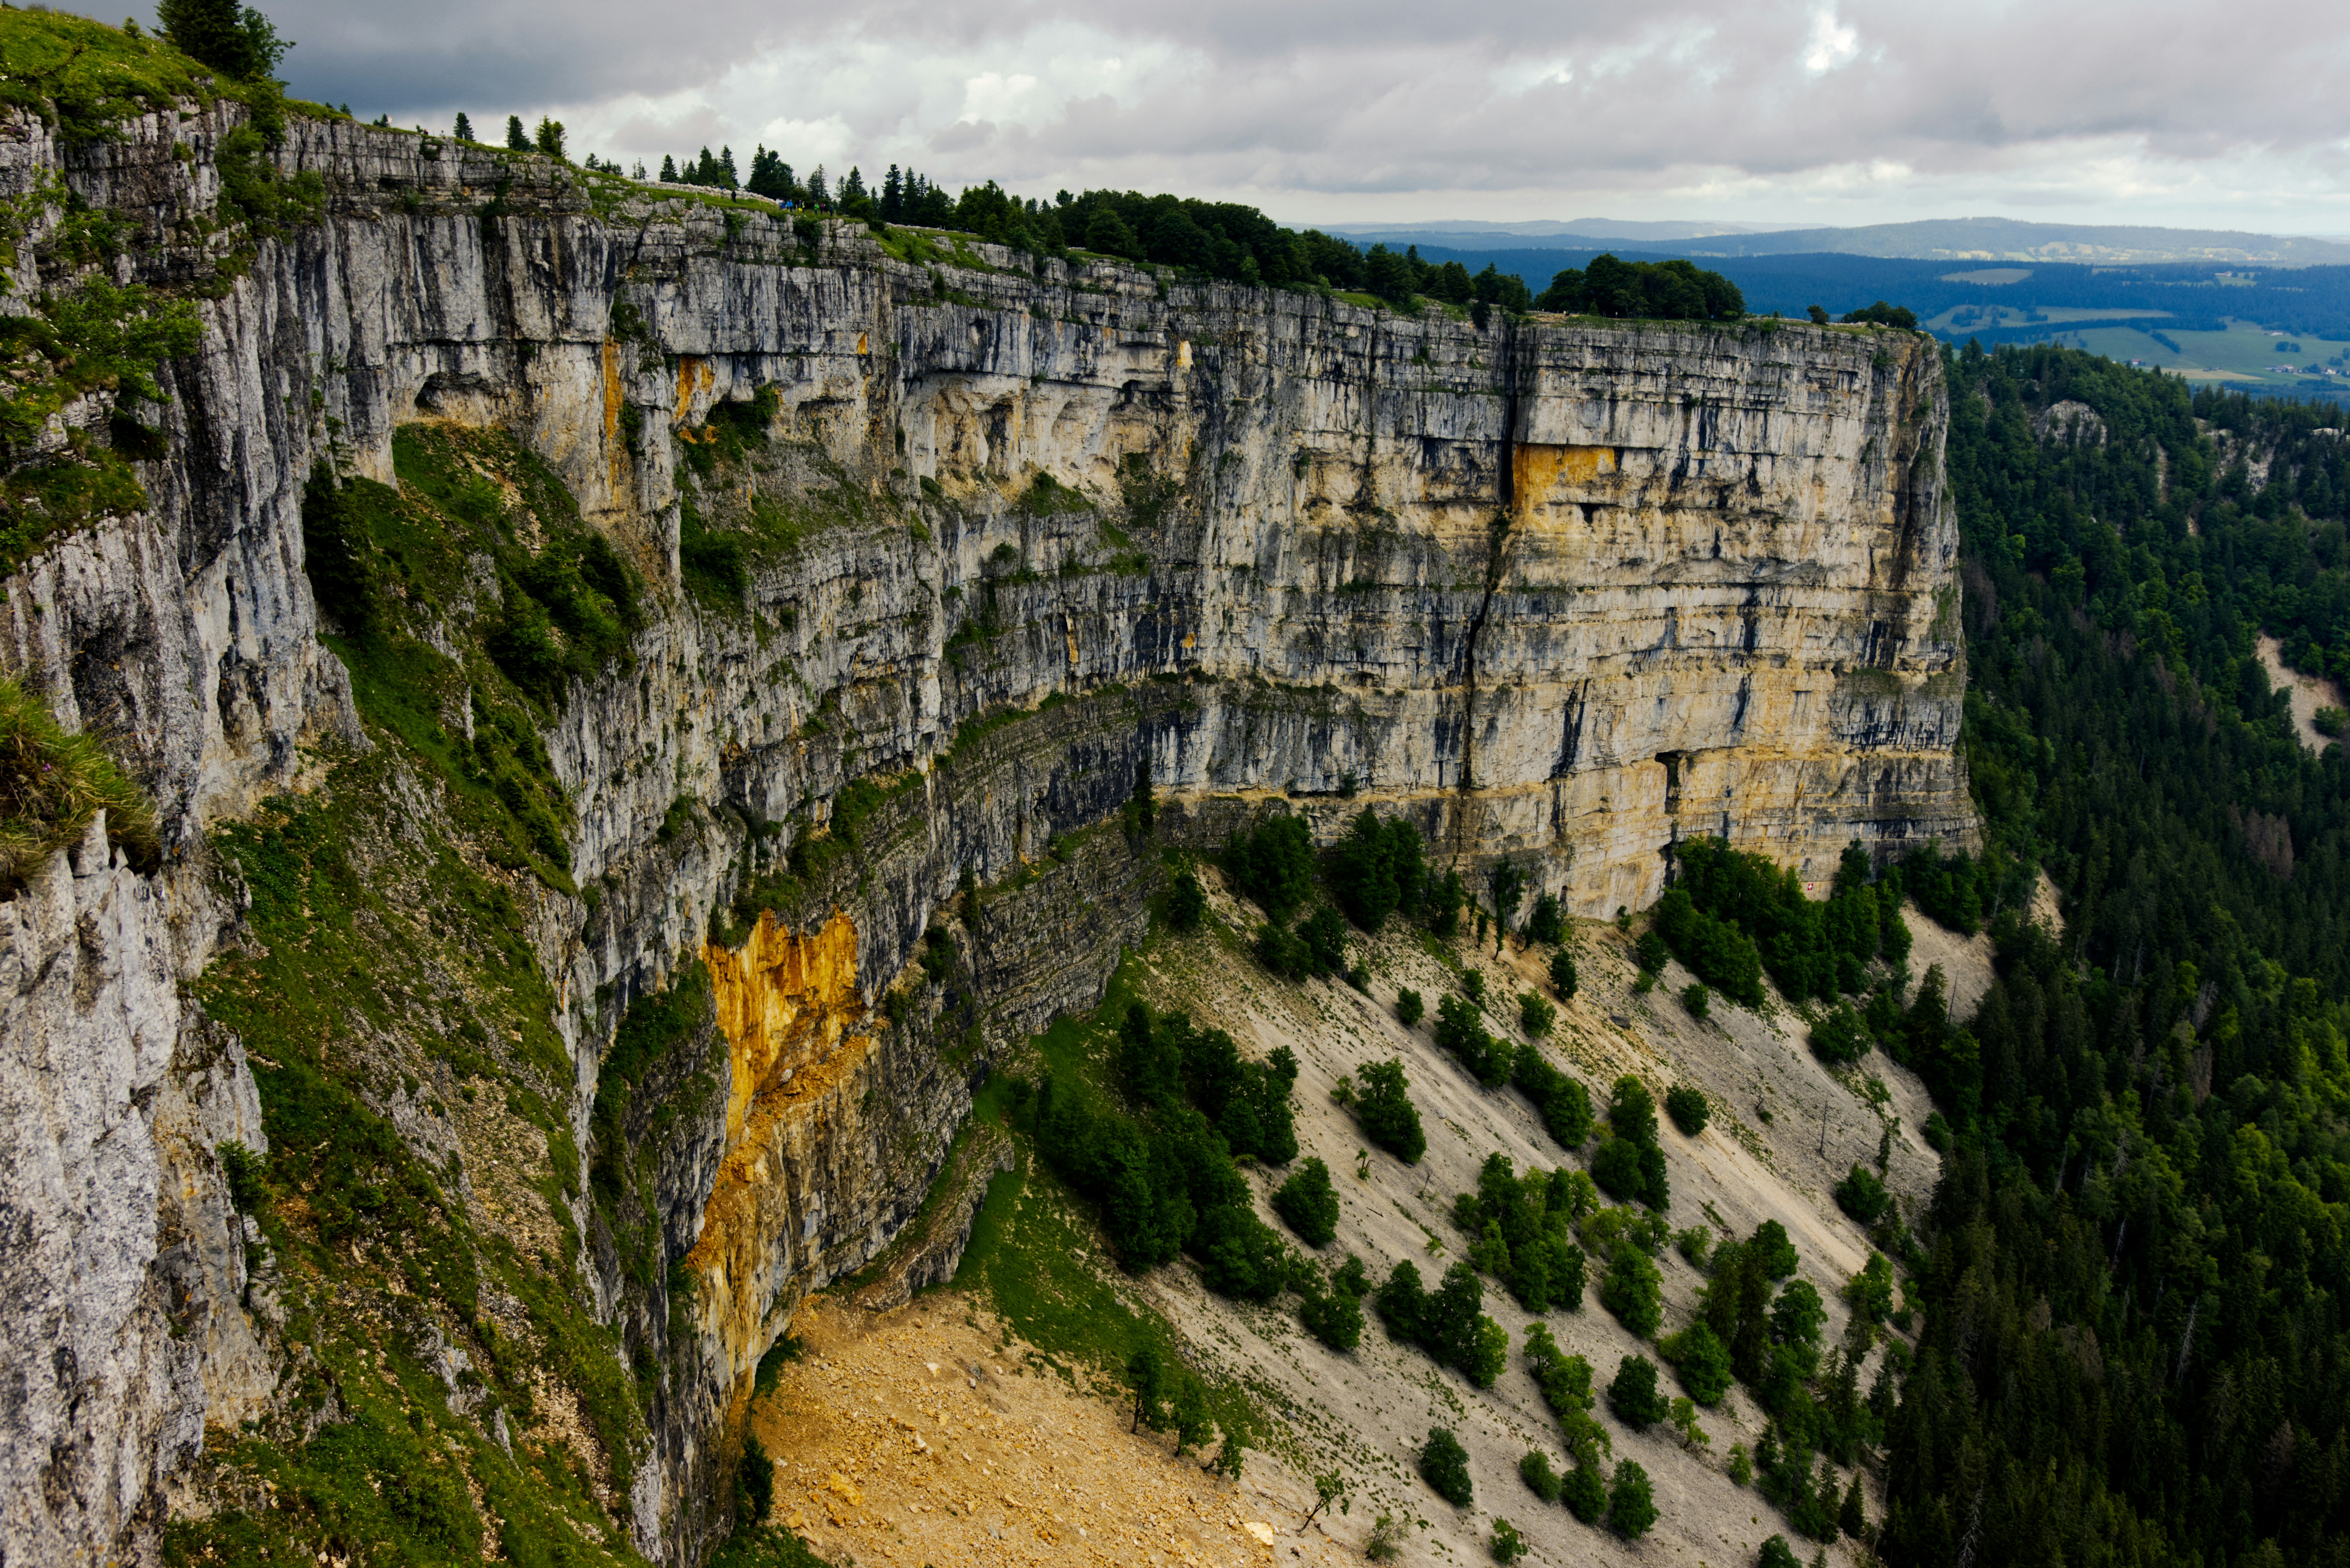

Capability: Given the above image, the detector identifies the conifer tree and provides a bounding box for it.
[158,0,289,80]
[452,112,472,143]
[504,115,529,151]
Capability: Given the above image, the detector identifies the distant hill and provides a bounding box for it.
[1319,217,1777,245]
[1326,216,2350,268]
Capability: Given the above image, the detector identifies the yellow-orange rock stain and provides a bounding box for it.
[687,910,873,1408]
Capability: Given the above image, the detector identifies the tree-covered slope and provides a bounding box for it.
[1880,345,2350,1567]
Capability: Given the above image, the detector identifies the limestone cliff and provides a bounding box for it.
[0,92,1969,1568]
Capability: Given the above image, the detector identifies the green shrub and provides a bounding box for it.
[1272,1156,1340,1246]
[1550,949,1579,998]
[1664,1319,1734,1404]
[1518,1450,1562,1502]
[299,464,379,636]
[1512,1049,1593,1149]
[1034,1006,1300,1280]
[1845,1252,1895,1324]
[216,1141,269,1214]
[1376,1258,1427,1344]
[1756,1533,1801,1568]
[1395,987,1424,1027]
[1600,1246,1663,1338]
[1810,1003,1871,1064]
[1834,1164,1891,1225]
[1224,813,1314,919]
[918,924,956,985]
[1561,1461,1608,1523]
[1524,892,1564,944]
[1607,1076,1657,1143]
[1750,1219,1799,1279]
[680,503,750,605]
[1325,806,1425,930]
[1191,1203,1293,1301]
[1635,930,1669,972]
[0,670,161,889]
[1425,868,1466,937]
[1899,840,1985,936]
[2315,705,2346,738]
[1298,904,1351,976]
[1489,1517,1526,1563]
[1461,969,1486,1003]
[1298,1271,1364,1351]
[1419,1427,1473,1507]
[1607,1460,1657,1538]
[1605,1354,1669,1427]
[1519,992,1555,1038]
[1652,886,1765,1006]
[736,1433,773,1526]
[1166,869,1208,931]
[1435,993,1510,1085]
[1665,1085,1709,1136]
[1773,1277,1827,1348]
[1254,920,1310,978]
[1922,1109,1953,1152]
[1354,1059,1426,1163]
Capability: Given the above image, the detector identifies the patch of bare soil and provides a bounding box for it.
[2257,632,2347,754]
[750,1295,1305,1568]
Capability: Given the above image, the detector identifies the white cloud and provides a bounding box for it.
[1802,9,1859,74]
[124,0,2350,231]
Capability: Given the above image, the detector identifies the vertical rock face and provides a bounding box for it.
[0,107,1971,1567]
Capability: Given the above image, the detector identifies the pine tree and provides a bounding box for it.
[659,155,678,182]
[746,147,794,200]
[881,164,903,221]
[452,112,473,143]
[158,0,288,80]
[717,146,739,189]
[504,115,529,151]
[533,118,566,159]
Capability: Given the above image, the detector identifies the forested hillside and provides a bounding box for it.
[1879,346,2350,1567]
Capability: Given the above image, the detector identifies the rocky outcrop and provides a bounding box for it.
[0,99,1971,1568]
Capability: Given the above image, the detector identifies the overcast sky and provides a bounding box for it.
[135,0,2350,233]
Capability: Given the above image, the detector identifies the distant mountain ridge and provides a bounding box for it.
[1323,215,2350,267]
[1320,217,1778,242]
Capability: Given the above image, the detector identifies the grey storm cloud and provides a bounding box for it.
[147,0,2350,214]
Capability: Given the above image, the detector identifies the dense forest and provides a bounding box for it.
[1873,346,2350,1567]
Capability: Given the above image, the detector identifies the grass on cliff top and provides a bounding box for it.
[0,668,158,892]
[0,9,273,136]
